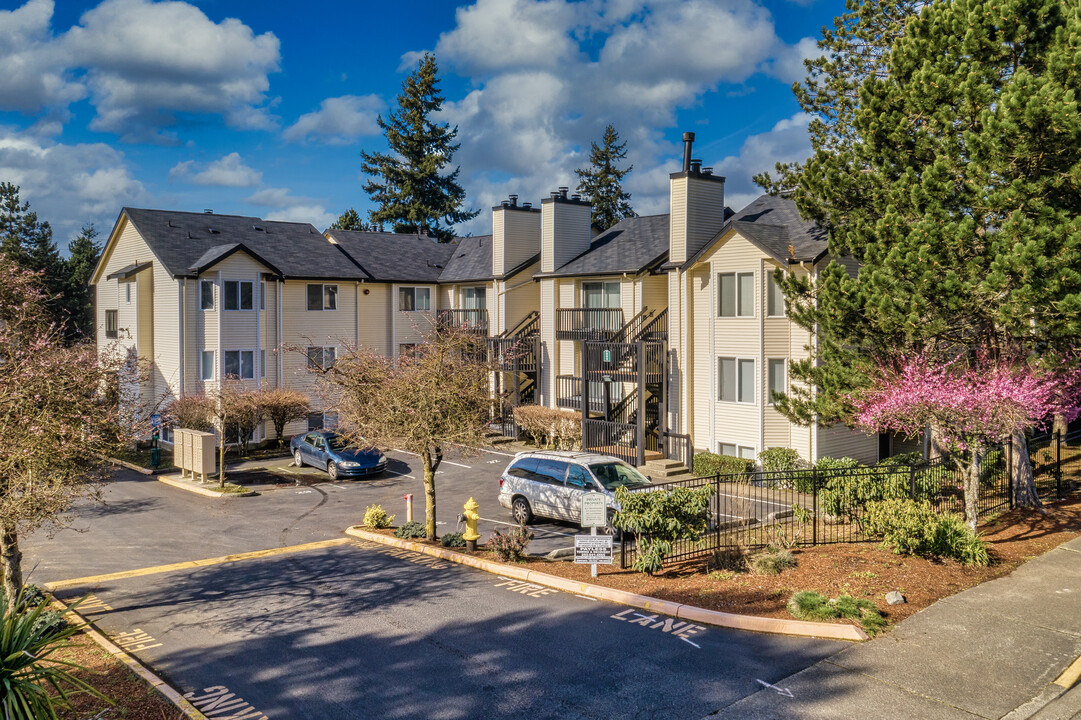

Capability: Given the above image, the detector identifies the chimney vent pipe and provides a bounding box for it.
[702,167,713,176]
[559,187,569,200]
[690,158,702,174]
[571,193,581,201]
[522,202,532,209]
[509,194,518,207]
[204,208,213,214]
[682,132,695,172]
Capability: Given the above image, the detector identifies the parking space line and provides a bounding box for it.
[384,470,416,479]
[479,516,578,537]
[44,538,356,591]
[391,448,472,469]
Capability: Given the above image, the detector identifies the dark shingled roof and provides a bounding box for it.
[683,194,829,268]
[537,214,672,278]
[438,234,493,283]
[106,261,151,280]
[326,229,456,283]
[121,208,365,280]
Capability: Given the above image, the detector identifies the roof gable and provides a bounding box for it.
[327,229,456,283]
[536,214,672,278]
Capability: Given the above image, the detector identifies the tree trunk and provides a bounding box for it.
[1053,413,1068,439]
[1,522,23,613]
[421,448,437,541]
[218,426,226,487]
[961,452,981,531]
[1010,430,1041,509]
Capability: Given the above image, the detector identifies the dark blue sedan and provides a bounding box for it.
[290,431,387,480]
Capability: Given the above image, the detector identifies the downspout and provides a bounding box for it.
[355,281,360,348]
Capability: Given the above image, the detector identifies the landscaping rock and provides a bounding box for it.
[886,591,906,605]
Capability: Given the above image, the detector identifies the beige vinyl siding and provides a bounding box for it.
[557,280,575,384]
[690,266,710,451]
[95,216,154,359]
[684,178,727,262]
[668,177,688,264]
[492,211,505,275]
[186,277,216,393]
[817,423,879,465]
[392,283,436,356]
[834,256,861,279]
[496,208,540,275]
[281,278,357,401]
[503,265,539,331]
[892,432,924,457]
[438,285,453,310]
[667,270,686,437]
[151,262,178,402]
[642,275,667,314]
[539,278,556,404]
[357,283,391,356]
[215,255,264,351]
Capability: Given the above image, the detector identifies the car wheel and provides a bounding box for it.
[294,450,304,468]
[511,496,533,525]
[328,461,339,480]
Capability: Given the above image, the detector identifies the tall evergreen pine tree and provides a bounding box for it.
[574,125,636,230]
[361,53,477,242]
[0,183,67,324]
[63,224,101,340]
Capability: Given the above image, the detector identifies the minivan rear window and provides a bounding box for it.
[535,459,569,485]
[508,457,540,479]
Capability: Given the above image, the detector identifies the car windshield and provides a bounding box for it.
[588,462,653,491]
[326,434,351,450]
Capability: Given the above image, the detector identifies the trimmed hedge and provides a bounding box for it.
[693,452,753,477]
[861,499,989,565]
[512,405,581,449]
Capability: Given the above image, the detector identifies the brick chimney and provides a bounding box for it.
[492,195,541,276]
[669,132,726,264]
[540,187,592,273]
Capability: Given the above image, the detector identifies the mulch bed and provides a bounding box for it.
[379,494,1081,628]
[55,632,183,719]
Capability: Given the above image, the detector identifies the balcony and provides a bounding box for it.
[436,309,488,335]
[555,375,609,413]
[582,341,666,383]
[488,335,538,373]
[555,308,623,341]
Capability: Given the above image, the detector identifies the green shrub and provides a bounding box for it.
[512,405,581,449]
[750,548,797,575]
[363,504,395,529]
[707,545,747,573]
[440,532,466,548]
[393,521,427,539]
[979,447,1005,488]
[693,452,753,477]
[861,499,990,565]
[759,447,804,472]
[788,590,887,636]
[877,452,924,467]
[488,525,533,561]
[613,485,713,575]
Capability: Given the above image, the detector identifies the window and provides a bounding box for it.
[719,443,757,461]
[260,281,266,311]
[399,343,417,358]
[307,414,324,432]
[718,272,755,318]
[398,286,431,311]
[766,271,785,317]
[105,310,118,339]
[534,459,569,485]
[224,350,255,379]
[307,283,338,311]
[767,358,786,404]
[508,457,541,480]
[261,349,266,378]
[583,281,620,309]
[307,412,338,431]
[567,464,594,489]
[718,357,756,403]
[462,286,486,310]
[307,346,336,371]
[200,351,215,381]
[124,282,132,303]
[223,280,254,311]
[200,280,214,310]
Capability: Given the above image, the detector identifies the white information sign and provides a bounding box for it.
[580,493,608,528]
[574,535,613,564]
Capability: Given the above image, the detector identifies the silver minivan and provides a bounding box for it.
[497,450,654,525]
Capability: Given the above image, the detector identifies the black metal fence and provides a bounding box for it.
[619,432,1078,569]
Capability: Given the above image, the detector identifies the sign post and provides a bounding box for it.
[576,493,613,578]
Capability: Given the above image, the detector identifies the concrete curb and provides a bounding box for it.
[345,526,868,642]
[50,597,207,720]
[107,457,166,476]
[157,474,257,498]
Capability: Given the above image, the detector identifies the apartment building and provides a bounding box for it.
[93,131,880,465]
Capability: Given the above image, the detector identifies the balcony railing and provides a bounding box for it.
[583,341,665,382]
[555,308,624,341]
[437,309,489,335]
[555,375,609,413]
[488,336,537,372]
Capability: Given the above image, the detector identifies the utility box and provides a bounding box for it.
[174,428,217,482]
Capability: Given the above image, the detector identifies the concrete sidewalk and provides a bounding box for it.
[712,536,1081,719]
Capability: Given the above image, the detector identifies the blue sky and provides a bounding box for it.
[0,0,845,245]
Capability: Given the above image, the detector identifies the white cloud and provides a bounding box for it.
[767,36,820,83]
[0,126,152,238]
[170,152,262,187]
[425,0,816,235]
[0,0,85,111]
[283,95,384,145]
[711,112,813,211]
[243,187,335,230]
[0,0,281,143]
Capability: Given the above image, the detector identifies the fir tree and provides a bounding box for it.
[63,224,101,340]
[330,208,366,231]
[361,53,477,242]
[0,183,66,322]
[776,0,1081,506]
[574,125,636,230]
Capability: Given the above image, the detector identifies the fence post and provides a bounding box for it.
[1007,439,1014,510]
[812,465,818,546]
[636,342,646,468]
[1056,431,1063,499]
[909,464,916,500]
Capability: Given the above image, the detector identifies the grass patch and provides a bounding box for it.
[202,482,248,494]
[749,548,797,575]
[788,590,888,636]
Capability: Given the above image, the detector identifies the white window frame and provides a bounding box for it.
[123,282,132,304]
[200,350,215,381]
[200,280,215,310]
[105,309,118,339]
[718,356,756,404]
[260,281,266,311]
[261,349,266,378]
[582,280,621,309]
[719,443,757,461]
[307,283,338,311]
[399,286,431,312]
[766,270,786,317]
[306,345,337,371]
[767,358,787,405]
[718,272,755,318]
[223,280,255,311]
[223,349,255,379]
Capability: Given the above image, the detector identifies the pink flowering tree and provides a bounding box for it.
[851,352,1081,529]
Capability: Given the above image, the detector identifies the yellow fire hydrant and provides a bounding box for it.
[462,497,481,551]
